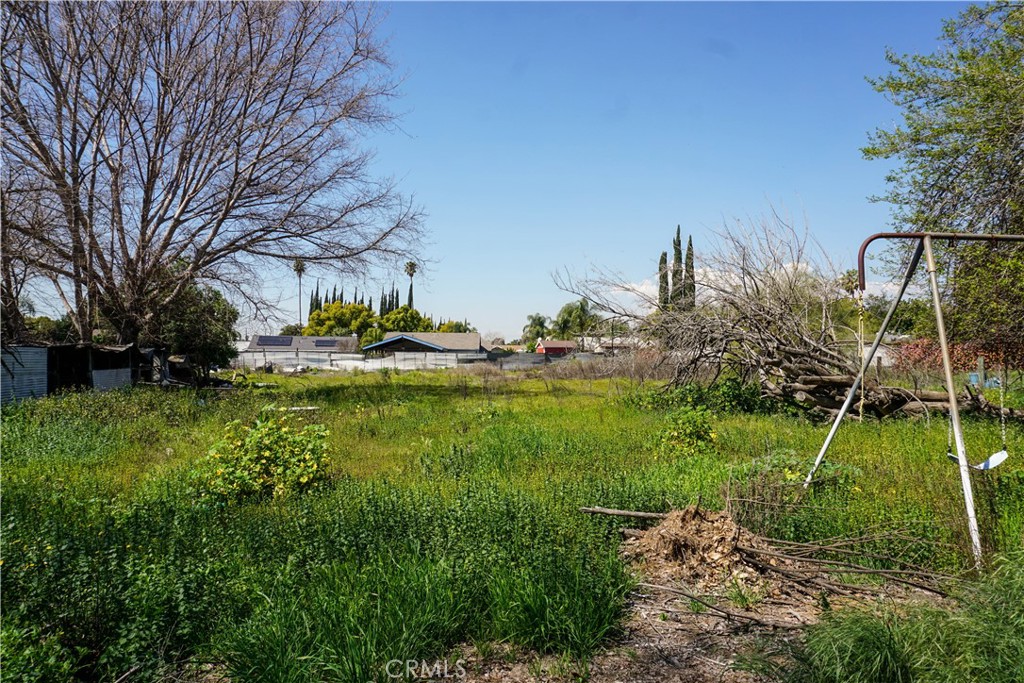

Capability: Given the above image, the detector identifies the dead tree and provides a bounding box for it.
[1,1,421,343]
[558,213,1011,419]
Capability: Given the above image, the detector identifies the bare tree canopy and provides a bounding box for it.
[560,215,855,388]
[1,1,421,343]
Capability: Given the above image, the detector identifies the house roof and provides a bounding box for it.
[246,335,360,353]
[363,332,484,353]
[537,339,577,349]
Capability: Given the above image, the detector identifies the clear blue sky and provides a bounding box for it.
[260,1,969,341]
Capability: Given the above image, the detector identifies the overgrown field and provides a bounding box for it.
[2,370,1022,682]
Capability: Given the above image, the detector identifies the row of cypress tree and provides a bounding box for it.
[309,284,405,319]
[658,226,696,311]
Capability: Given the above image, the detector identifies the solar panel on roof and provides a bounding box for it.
[257,335,293,347]
[314,339,338,348]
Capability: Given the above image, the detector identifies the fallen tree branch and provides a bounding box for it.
[580,506,667,520]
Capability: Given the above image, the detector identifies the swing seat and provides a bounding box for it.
[946,450,1009,471]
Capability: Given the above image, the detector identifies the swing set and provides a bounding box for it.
[803,232,1024,568]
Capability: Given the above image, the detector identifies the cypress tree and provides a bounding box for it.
[313,283,321,313]
[658,251,669,309]
[331,285,338,304]
[683,236,696,311]
[670,226,683,306]
[308,290,315,320]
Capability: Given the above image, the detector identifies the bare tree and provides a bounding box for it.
[1,1,421,343]
[561,215,852,381]
[560,214,1015,419]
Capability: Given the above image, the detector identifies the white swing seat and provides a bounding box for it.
[946,450,1009,471]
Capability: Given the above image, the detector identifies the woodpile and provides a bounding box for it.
[763,372,1021,421]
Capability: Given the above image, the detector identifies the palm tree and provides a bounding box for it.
[404,261,418,309]
[522,313,549,344]
[292,258,306,326]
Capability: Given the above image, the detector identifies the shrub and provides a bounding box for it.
[0,625,80,683]
[623,378,770,414]
[659,406,716,457]
[195,409,331,505]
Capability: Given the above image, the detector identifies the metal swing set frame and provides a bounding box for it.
[802,231,1024,568]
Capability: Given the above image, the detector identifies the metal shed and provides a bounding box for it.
[1,346,49,403]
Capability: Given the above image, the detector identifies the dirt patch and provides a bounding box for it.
[461,505,946,682]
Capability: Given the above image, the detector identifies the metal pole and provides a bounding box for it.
[924,234,983,568]
[804,239,925,487]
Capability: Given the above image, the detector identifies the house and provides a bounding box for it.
[362,332,486,354]
[535,339,577,357]
[234,335,362,371]
[579,335,644,356]
[361,332,489,370]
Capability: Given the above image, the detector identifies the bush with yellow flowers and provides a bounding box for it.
[658,406,717,458]
[196,407,330,505]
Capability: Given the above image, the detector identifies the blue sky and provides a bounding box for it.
[257,1,968,340]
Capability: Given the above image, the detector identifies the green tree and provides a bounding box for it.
[22,315,76,344]
[670,226,683,306]
[552,300,602,341]
[437,319,474,333]
[864,295,935,338]
[292,259,306,326]
[683,235,696,311]
[160,284,240,378]
[948,243,1024,367]
[279,324,303,336]
[521,313,549,345]
[359,326,385,348]
[658,251,669,309]
[380,305,432,333]
[864,4,1023,235]
[304,302,377,339]
[404,261,419,309]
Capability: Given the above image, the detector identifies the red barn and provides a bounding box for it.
[535,339,576,357]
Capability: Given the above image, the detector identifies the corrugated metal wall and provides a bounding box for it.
[92,368,132,391]
[1,347,49,404]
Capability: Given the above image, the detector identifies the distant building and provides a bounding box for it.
[579,335,644,355]
[535,339,576,357]
[361,332,489,369]
[234,335,362,371]
[362,332,486,354]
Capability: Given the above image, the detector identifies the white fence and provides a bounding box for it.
[233,351,490,373]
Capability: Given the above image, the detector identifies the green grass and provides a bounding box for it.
[1,371,1022,681]
[739,551,1024,683]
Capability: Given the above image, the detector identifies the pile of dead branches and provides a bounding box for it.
[583,504,955,629]
[558,214,1020,421]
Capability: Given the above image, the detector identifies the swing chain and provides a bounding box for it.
[999,371,1007,449]
[857,289,865,421]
